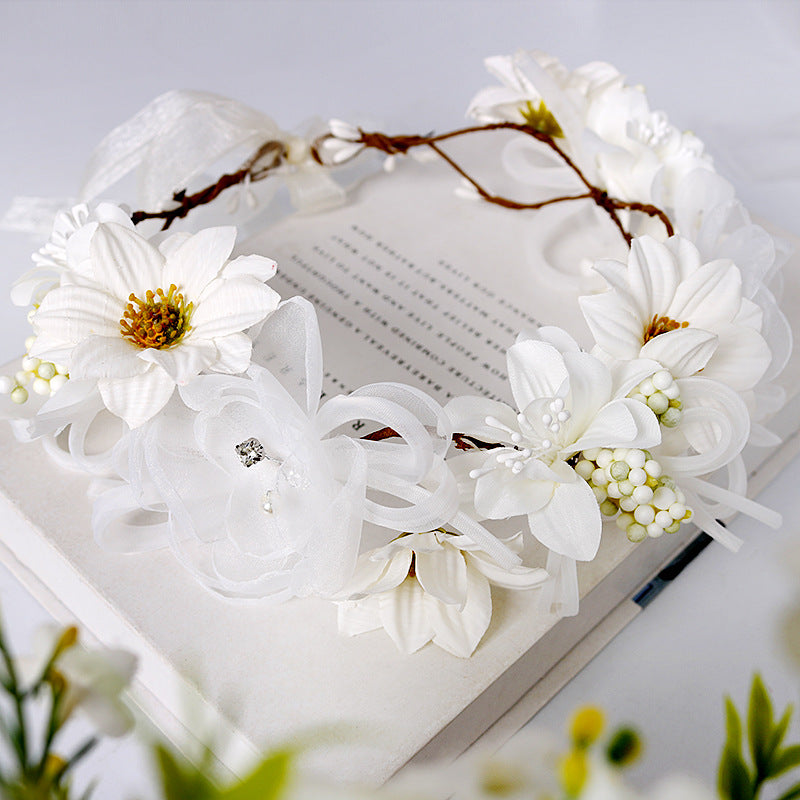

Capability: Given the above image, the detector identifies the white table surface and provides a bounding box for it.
[1,1,799,796]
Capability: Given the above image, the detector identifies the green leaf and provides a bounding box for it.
[775,782,800,800]
[718,744,753,800]
[770,745,800,779]
[748,674,774,777]
[154,744,216,800]
[765,706,795,775]
[220,750,292,800]
[725,696,744,757]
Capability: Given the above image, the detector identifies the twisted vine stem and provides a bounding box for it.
[130,140,286,230]
[312,122,674,245]
[129,120,674,244]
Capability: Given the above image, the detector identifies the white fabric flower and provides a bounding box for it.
[447,327,660,561]
[29,220,280,427]
[11,201,134,308]
[336,528,546,658]
[468,50,714,212]
[580,235,771,392]
[467,50,622,177]
[95,297,518,600]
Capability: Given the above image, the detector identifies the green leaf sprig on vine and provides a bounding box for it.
[718,674,800,800]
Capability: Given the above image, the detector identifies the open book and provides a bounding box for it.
[0,140,797,785]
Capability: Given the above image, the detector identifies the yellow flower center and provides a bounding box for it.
[642,313,689,343]
[119,284,193,350]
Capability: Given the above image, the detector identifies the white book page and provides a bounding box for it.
[243,139,626,420]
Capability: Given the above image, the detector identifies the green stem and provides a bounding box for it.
[35,683,63,781]
[51,736,99,786]
[0,632,28,772]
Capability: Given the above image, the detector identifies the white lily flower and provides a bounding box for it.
[336,528,546,658]
[29,220,281,428]
[447,327,660,561]
[579,235,772,392]
[26,625,137,737]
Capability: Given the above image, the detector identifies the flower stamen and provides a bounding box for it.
[119,284,193,350]
[642,313,689,343]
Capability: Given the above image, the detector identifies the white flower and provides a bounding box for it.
[29,220,280,427]
[468,51,714,212]
[106,297,495,600]
[314,119,365,165]
[468,50,622,159]
[26,625,137,737]
[447,327,660,561]
[11,201,134,308]
[579,235,772,392]
[336,528,546,658]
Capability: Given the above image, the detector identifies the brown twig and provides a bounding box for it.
[312,121,674,245]
[128,120,674,244]
[130,141,286,230]
[361,427,501,451]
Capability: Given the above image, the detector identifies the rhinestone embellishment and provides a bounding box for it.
[235,437,267,468]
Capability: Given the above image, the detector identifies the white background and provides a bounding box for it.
[1,1,799,796]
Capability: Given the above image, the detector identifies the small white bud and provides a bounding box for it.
[49,374,68,393]
[11,386,28,404]
[652,370,672,390]
[32,377,50,395]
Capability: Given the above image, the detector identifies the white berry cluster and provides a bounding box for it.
[628,369,682,427]
[574,447,692,543]
[0,337,68,404]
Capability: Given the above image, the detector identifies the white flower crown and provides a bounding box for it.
[1,49,790,658]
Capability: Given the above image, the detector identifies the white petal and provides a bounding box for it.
[444,396,519,443]
[640,327,718,377]
[528,474,601,561]
[90,222,164,300]
[474,466,554,519]
[250,297,323,416]
[627,236,681,321]
[211,332,253,374]
[562,351,612,435]
[32,285,123,346]
[223,254,277,283]
[579,292,644,359]
[571,397,660,453]
[668,259,742,328]
[191,279,280,338]
[519,325,582,353]
[705,324,771,390]
[378,579,434,654]
[70,335,145,379]
[165,226,236,299]
[428,566,492,658]
[507,340,568,409]
[337,550,411,598]
[79,694,134,737]
[415,547,468,608]
[98,367,175,428]
[138,341,217,384]
[157,231,192,260]
[337,597,382,636]
[467,552,549,589]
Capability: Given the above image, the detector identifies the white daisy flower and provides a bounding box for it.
[336,528,546,658]
[579,235,772,392]
[29,221,280,427]
[446,328,660,562]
